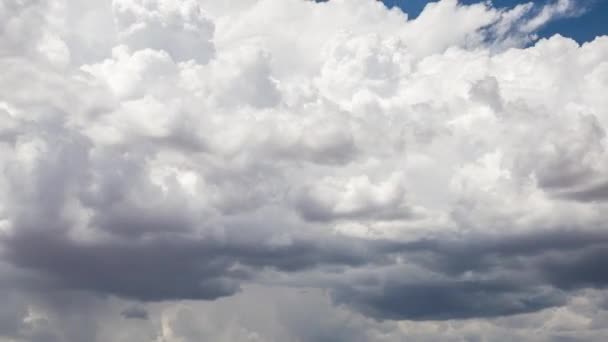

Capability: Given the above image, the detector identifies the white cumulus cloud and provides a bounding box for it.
[1,0,608,341]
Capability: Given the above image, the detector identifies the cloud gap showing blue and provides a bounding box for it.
[383,0,608,43]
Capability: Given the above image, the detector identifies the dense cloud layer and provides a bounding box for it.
[1,0,608,341]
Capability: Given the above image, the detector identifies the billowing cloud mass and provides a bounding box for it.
[1,0,608,340]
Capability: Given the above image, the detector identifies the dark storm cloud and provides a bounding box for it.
[539,245,608,290]
[398,229,608,276]
[556,180,608,202]
[3,230,242,301]
[330,229,608,321]
[0,228,396,302]
[333,279,565,321]
[5,224,608,321]
[120,306,149,320]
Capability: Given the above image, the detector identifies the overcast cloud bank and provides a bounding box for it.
[1,0,608,341]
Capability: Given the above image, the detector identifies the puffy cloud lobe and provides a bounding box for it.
[112,0,215,63]
[294,173,417,222]
[1,0,608,340]
[0,0,69,66]
[81,46,178,100]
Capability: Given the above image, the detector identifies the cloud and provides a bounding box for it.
[1,0,608,340]
[112,0,215,63]
[331,229,608,320]
[334,279,565,321]
[293,173,417,222]
[120,306,149,320]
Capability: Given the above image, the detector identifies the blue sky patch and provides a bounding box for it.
[383,0,608,43]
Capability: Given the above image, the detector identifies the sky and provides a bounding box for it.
[385,0,608,42]
[1,0,608,341]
